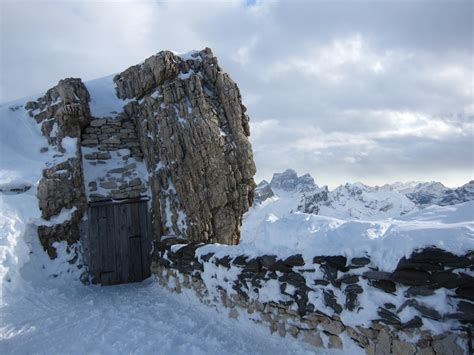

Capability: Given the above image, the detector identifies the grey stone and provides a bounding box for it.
[392,339,416,355]
[320,319,344,335]
[90,118,107,127]
[108,167,126,174]
[129,177,142,187]
[228,309,239,319]
[100,181,117,189]
[82,139,98,146]
[288,325,299,338]
[375,330,391,355]
[432,334,464,355]
[97,152,111,160]
[328,334,343,349]
[303,331,323,347]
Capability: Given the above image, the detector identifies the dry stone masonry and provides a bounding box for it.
[152,240,473,354]
[81,115,148,202]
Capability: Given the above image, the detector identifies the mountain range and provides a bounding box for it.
[253,169,474,220]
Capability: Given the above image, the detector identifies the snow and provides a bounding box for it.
[174,50,202,61]
[1,278,350,355]
[85,75,130,118]
[0,99,49,186]
[240,188,474,271]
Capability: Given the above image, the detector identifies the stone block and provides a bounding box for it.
[102,136,121,145]
[90,118,107,127]
[97,152,111,160]
[392,339,416,355]
[328,334,343,349]
[100,181,117,189]
[302,331,323,347]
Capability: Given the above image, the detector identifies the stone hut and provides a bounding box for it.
[27,48,256,285]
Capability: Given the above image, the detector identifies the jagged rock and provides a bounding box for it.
[26,78,91,141]
[118,48,256,245]
[406,286,435,297]
[253,180,275,204]
[303,331,323,347]
[350,256,371,268]
[392,340,416,355]
[323,289,343,314]
[377,307,401,326]
[432,334,464,355]
[370,279,397,293]
[327,334,343,349]
[374,329,391,355]
[270,169,316,192]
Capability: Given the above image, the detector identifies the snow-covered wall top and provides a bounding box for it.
[152,236,473,353]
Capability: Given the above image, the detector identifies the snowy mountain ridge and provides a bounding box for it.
[254,169,474,221]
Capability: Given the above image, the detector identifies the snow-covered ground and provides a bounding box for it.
[2,278,351,355]
[240,188,474,271]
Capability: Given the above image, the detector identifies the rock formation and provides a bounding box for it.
[26,78,90,257]
[270,169,316,192]
[115,48,256,245]
[253,180,275,204]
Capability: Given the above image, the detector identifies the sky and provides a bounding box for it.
[1,0,473,188]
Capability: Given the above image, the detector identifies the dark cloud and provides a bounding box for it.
[1,0,472,187]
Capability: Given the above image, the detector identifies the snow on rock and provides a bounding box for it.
[299,182,417,220]
[85,75,131,118]
[405,180,474,207]
[270,169,317,192]
[242,201,474,271]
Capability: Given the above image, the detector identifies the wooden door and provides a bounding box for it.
[88,200,152,285]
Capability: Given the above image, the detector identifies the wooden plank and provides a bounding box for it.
[139,202,152,279]
[106,204,119,284]
[129,235,143,282]
[87,207,99,277]
[117,203,131,284]
[97,205,112,284]
[129,203,143,282]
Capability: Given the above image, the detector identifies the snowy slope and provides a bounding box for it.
[242,198,474,272]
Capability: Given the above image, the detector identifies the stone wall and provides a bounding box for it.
[80,115,148,202]
[151,240,473,354]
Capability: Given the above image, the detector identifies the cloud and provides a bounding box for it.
[1,0,472,187]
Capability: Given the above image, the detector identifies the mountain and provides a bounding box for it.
[297,182,416,220]
[404,180,474,207]
[253,180,275,204]
[269,169,317,192]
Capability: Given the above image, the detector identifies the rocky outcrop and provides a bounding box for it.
[26,79,90,257]
[270,169,316,192]
[152,241,473,353]
[406,180,474,207]
[26,78,91,143]
[253,180,275,204]
[115,48,256,245]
